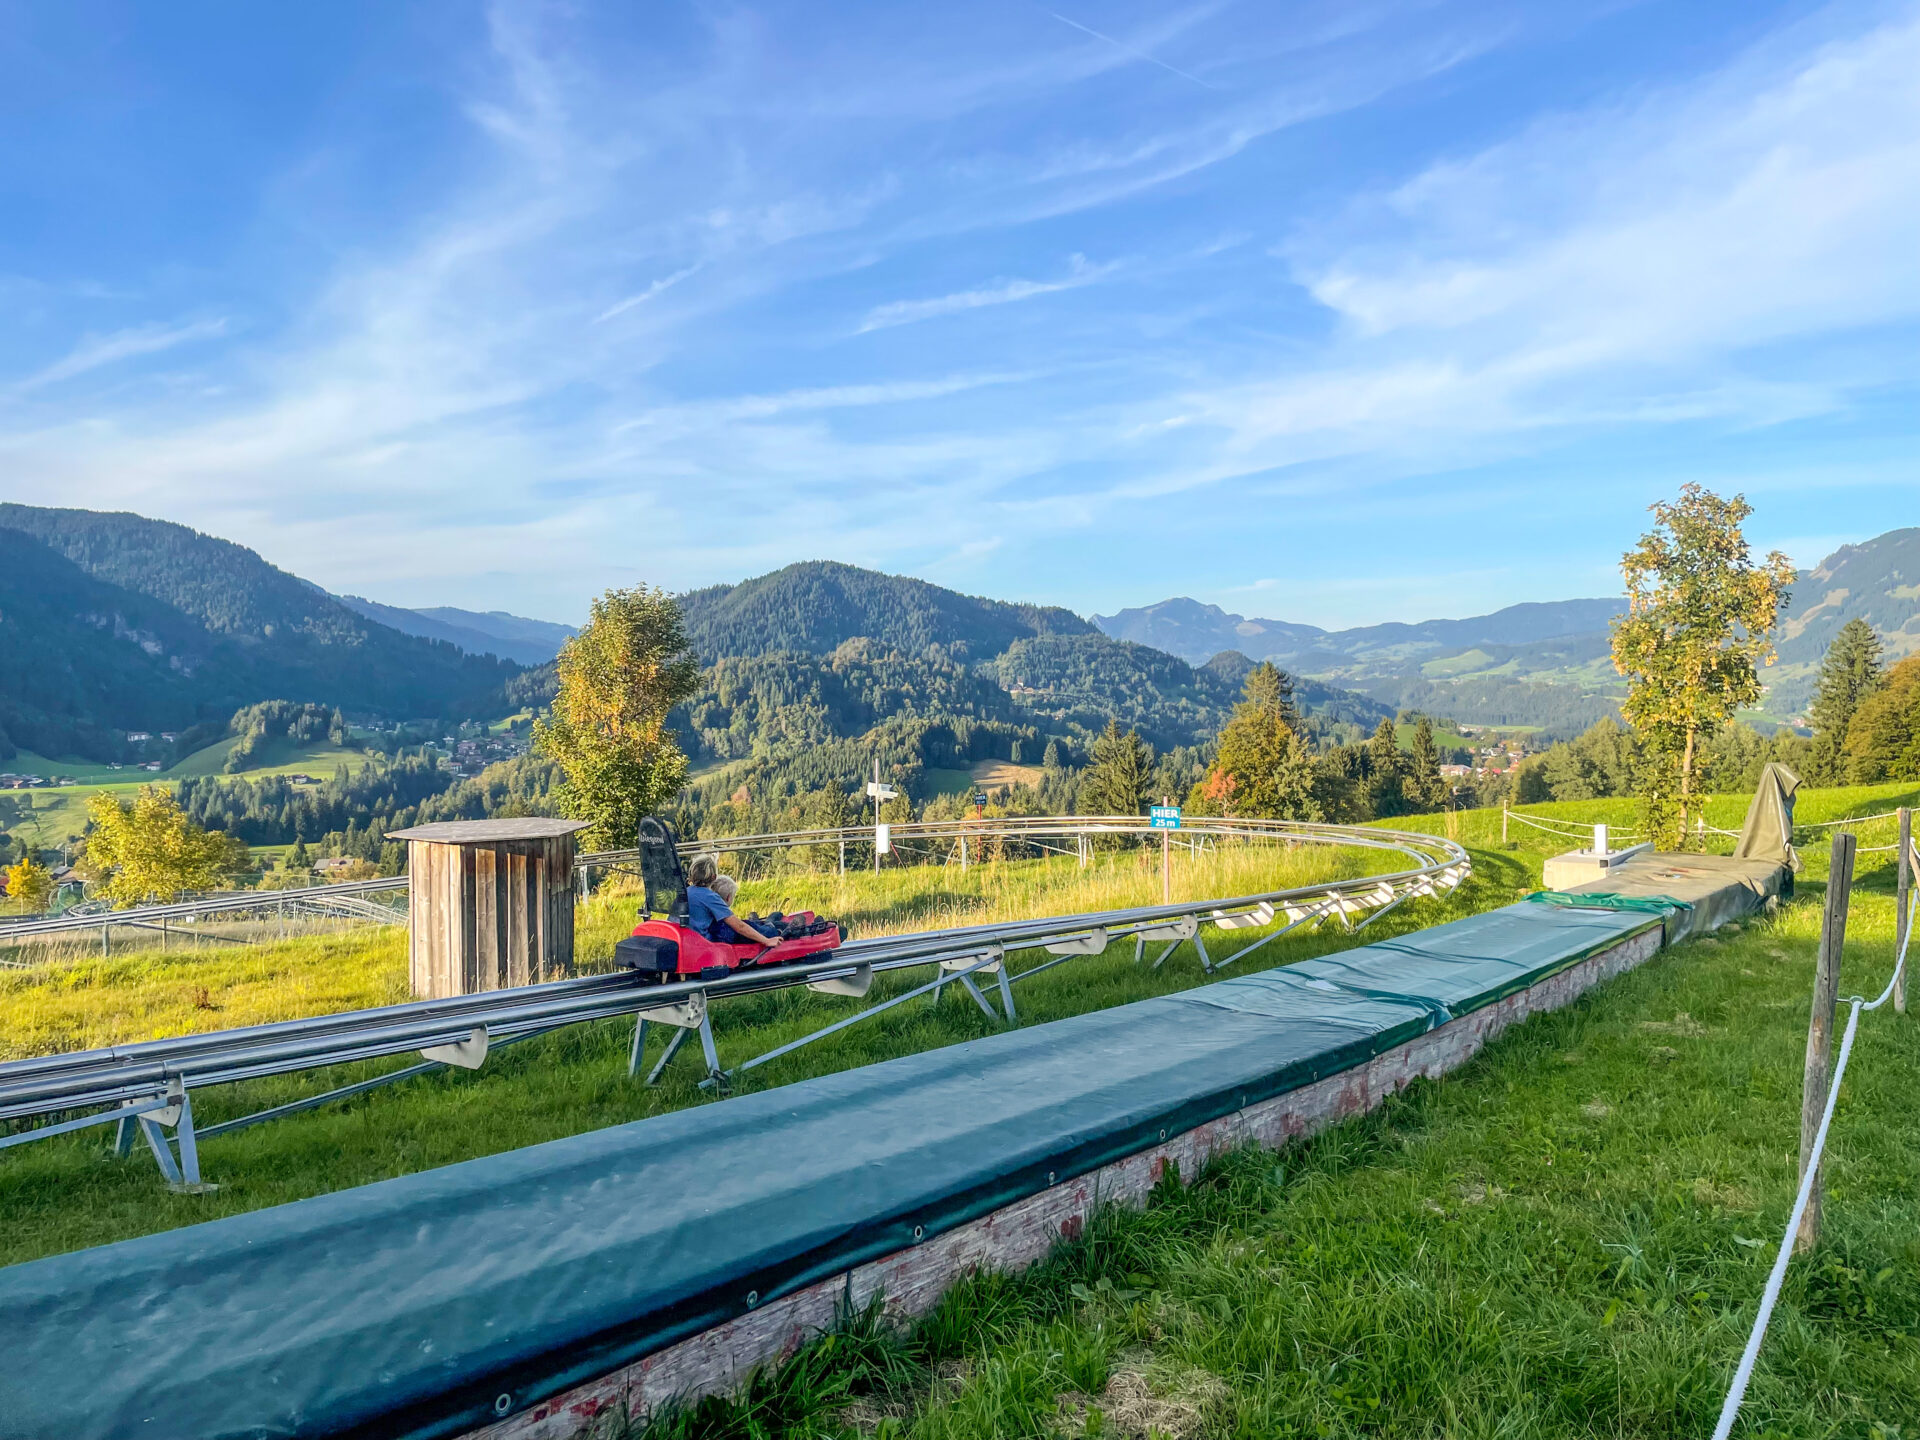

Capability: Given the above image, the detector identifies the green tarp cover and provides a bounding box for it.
[0,903,1659,1440]
[1733,762,1800,871]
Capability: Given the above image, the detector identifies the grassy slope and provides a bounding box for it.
[699,896,1917,1440]
[3,787,1916,1434]
[619,789,1920,1440]
[0,841,1422,1264]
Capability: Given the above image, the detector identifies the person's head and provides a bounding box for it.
[687,853,719,888]
[714,875,738,904]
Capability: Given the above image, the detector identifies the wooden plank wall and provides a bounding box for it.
[408,835,578,998]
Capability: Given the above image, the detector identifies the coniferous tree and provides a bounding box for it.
[1366,718,1408,817]
[1079,718,1154,816]
[1042,738,1062,771]
[1808,618,1884,783]
[1192,665,1320,819]
[1408,715,1445,812]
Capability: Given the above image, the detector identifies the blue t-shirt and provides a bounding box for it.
[686,885,734,943]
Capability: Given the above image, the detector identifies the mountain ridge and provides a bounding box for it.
[335,595,575,666]
[0,505,521,762]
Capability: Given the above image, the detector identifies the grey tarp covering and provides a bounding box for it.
[1733,762,1801,872]
[0,904,1663,1440]
[1565,852,1788,944]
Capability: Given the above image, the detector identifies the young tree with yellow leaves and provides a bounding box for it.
[533,586,702,850]
[2,855,55,913]
[84,786,250,906]
[1611,485,1793,849]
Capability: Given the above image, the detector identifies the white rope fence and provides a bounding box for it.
[1502,809,1643,840]
[1709,835,1917,1440]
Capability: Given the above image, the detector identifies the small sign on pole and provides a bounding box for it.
[875,823,892,855]
[1149,805,1182,830]
[865,782,898,802]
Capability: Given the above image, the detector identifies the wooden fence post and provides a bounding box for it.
[1897,808,1911,1016]
[1797,830,1855,1254]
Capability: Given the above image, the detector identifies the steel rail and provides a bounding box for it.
[0,818,1468,1181]
[5,817,1416,939]
[0,876,409,939]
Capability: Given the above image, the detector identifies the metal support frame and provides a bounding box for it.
[111,1079,214,1192]
[629,994,724,1089]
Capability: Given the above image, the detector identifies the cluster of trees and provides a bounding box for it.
[676,559,1092,661]
[223,700,351,771]
[1806,619,1920,784]
[685,641,1019,762]
[1061,664,1452,827]
[175,752,559,864]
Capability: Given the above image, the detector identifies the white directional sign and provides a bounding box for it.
[865,782,899,801]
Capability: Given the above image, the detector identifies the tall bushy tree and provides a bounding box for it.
[1366,719,1408,817]
[1611,486,1793,848]
[1843,655,1920,783]
[1407,715,1446,812]
[1192,663,1320,820]
[1808,618,1884,783]
[1079,718,1154,816]
[534,586,702,850]
[1538,718,1639,800]
[83,786,249,906]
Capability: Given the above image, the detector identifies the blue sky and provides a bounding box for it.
[2,0,1917,628]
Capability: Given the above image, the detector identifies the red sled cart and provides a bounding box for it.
[613,818,843,983]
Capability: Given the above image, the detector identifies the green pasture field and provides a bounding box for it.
[2,784,1916,1437]
[1,736,371,854]
[0,835,1431,1263]
[627,795,1920,1440]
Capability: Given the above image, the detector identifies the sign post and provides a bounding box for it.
[1149,802,1181,905]
[865,760,898,875]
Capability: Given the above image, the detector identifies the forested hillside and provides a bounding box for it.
[0,505,522,762]
[677,560,1094,660]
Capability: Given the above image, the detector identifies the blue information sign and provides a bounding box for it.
[1149,804,1181,829]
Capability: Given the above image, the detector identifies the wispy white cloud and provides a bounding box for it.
[13,317,228,392]
[4,1,1914,625]
[858,256,1119,331]
[594,266,700,323]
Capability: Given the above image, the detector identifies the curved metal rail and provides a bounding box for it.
[0,817,1469,1187]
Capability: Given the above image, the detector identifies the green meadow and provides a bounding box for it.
[0,786,1915,1438]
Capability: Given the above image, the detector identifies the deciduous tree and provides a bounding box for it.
[534,586,702,850]
[1611,485,1793,848]
[83,786,249,906]
[1843,655,1920,783]
[2,855,54,912]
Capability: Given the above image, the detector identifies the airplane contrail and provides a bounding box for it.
[1047,9,1220,91]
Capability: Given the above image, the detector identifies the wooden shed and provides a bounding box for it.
[387,818,590,1000]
